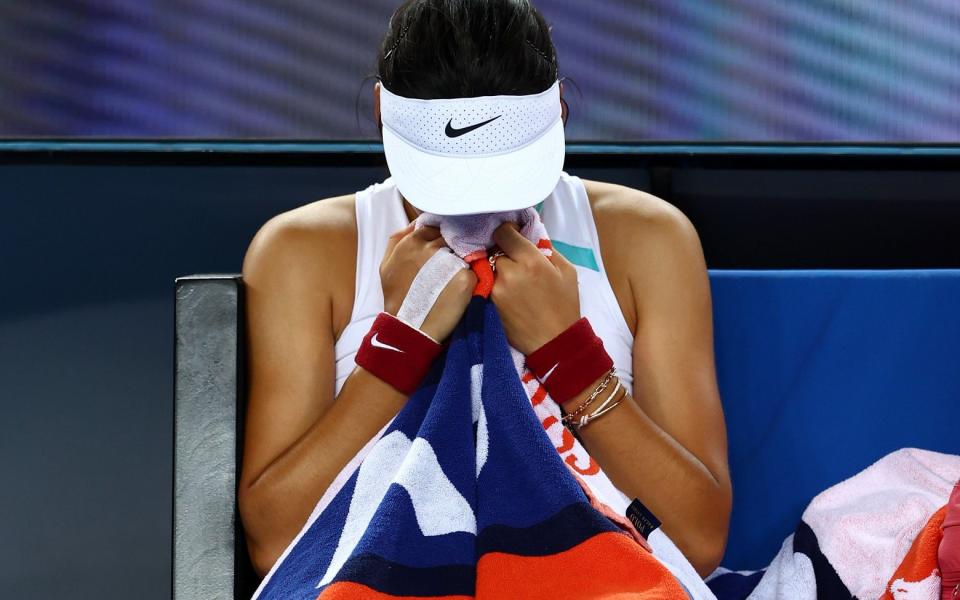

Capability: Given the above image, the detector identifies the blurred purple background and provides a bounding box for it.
[2,0,960,142]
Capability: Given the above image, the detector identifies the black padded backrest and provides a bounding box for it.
[174,274,259,600]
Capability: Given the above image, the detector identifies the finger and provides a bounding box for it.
[415,231,445,256]
[421,237,449,261]
[390,221,416,240]
[395,247,466,329]
[383,221,416,262]
[546,245,574,273]
[427,235,448,248]
[492,221,541,263]
[412,224,443,242]
[492,255,519,283]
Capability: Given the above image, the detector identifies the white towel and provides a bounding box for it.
[414,206,551,262]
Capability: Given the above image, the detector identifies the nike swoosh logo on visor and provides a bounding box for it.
[445,115,502,138]
[371,332,404,353]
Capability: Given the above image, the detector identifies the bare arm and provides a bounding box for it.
[489,191,731,578]
[237,208,410,577]
[569,198,732,577]
[237,205,474,578]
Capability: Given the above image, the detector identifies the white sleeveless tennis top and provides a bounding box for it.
[333,170,634,397]
[326,170,715,599]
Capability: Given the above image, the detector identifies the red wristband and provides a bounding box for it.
[355,311,445,395]
[524,317,615,405]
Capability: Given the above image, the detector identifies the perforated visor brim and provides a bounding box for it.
[382,116,566,216]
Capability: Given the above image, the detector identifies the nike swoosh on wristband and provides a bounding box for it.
[444,115,502,138]
[371,331,404,353]
[541,361,560,381]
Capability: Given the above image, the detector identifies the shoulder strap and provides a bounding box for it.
[539,172,602,273]
[352,178,409,321]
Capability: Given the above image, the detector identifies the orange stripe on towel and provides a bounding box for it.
[541,415,574,454]
[470,258,494,298]
[477,531,688,599]
[530,383,547,406]
[317,581,472,600]
[565,453,600,476]
[879,503,948,600]
[555,427,575,454]
[463,249,488,263]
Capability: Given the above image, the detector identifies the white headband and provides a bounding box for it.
[379,79,566,216]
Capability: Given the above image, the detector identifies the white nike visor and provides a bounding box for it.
[379,78,565,216]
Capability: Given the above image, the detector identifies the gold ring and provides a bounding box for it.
[488,249,506,272]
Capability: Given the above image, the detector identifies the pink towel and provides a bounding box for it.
[736,448,960,600]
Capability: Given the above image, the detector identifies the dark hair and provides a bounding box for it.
[356,0,574,136]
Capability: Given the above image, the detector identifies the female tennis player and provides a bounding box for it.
[237,0,731,592]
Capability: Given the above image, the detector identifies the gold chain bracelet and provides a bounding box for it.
[560,366,616,425]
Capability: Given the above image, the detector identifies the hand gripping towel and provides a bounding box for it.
[251,207,689,599]
[415,206,553,300]
[416,206,671,560]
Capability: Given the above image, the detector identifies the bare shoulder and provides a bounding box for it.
[244,194,356,259]
[242,193,359,335]
[580,178,707,328]
[581,178,699,247]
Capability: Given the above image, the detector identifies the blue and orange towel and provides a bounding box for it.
[251,223,687,598]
